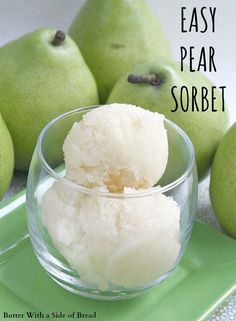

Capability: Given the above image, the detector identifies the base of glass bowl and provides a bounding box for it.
[31,239,174,301]
[28,215,189,301]
[48,270,172,301]
[51,278,147,301]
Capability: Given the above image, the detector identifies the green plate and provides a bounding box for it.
[0,192,236,321]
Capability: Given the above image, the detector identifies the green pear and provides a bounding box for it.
[0,29,98,171]
[0,114,14,198]
[69,0,172,103]
[210,123,236,238]
[107,59,229,180]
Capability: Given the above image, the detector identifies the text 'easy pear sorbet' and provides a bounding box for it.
[42,103,180,291]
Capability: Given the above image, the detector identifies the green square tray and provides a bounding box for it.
[0,192,236,321]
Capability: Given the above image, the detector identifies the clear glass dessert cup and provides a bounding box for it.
[26,106,198,300]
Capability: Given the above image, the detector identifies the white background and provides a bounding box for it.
[1,0,235,123]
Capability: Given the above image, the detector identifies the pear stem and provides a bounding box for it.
[51,30,66,46]
[128,74,161,86]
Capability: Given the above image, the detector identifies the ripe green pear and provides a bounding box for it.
[0,114,14,198]
[0,29,98,171]
[107,59,229,180]
[69,0,172,103]
[210,123,236,239]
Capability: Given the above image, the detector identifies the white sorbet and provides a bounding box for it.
[42,182,180,291]
[63,103,168,192]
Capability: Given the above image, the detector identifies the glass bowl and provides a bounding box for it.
[26,106,198,300]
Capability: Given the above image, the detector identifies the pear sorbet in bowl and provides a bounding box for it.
[27,104,198,300]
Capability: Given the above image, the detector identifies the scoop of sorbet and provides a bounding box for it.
[43,183,180,290]
[63,104,168,192]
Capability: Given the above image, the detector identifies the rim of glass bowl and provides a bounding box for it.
[36,105,195,199]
